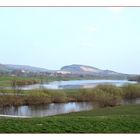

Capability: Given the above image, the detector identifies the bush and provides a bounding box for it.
[11,79,38,87]
[27,89,50,97]
[93,89,121,108]
[50,90,67,103]
[70,88,96,102]
[25,89,51,105]
[66,85,123,106]
[91,85,122,108]
[96,85,123,96]
[25,95,51,105]
[80,88,96,101]
[0,95,24,107]
[122,84,140,99]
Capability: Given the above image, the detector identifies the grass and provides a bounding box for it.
[0,76,41,87]
[0,84,140,107]
[93,85,122,107]
[122,84,140,99]
[0,75,70,87]
[0,104,139,133]
[0,75,128,87]
[0,76,139,133]
[0,75,91,87]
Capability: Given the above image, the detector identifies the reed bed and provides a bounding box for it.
[0,84,140,107]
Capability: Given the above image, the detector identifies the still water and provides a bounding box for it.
[21,80,137,90]
[0,102,93,117]
[0,98,140,117]
[1,80,138,117]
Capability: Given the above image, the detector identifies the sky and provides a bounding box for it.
[0,7,140,74]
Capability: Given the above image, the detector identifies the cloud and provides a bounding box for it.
[88,25,97,32]
[108,7,125,13]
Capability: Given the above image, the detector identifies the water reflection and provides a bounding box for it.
[20,80,137,90]
[0,102,93,117]
[0,98,140,117]
[121,98,140,105]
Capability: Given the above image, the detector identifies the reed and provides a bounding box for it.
[0,84,140,107]
[122,84,140,99]
[49,90,67,103]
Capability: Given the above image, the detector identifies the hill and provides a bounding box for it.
[61,64,127,77]
[0,63,133,79]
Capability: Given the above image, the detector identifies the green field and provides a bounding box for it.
[0,75,94,87]
[0,104,140,133]
[0,75,128,87]
[0,76,42,87]
[0,76,140,133]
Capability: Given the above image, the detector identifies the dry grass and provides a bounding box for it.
[122,84,140,99]
[0,84,140,107]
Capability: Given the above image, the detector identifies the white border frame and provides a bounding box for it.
[0,0,140,6]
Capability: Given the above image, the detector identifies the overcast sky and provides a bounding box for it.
[0,7,140,74]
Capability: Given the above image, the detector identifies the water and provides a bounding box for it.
[20,80,137,90]
[0,98,140,117]
[0,102,93,117]
[122,98,140,105]
[0,79,138,117]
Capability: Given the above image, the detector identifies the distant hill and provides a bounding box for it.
[0,64,49,73]
[61,64,128,78]
[0,63,134,79]
[0,64,11,72]
[61,64,101,73]
[6,64,49,72]
[61,64,118,75]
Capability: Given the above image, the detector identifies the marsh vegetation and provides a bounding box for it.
[0,77,140,133]
[0,84,140,107]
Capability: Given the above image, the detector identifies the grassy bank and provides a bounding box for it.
[0,76,93,87]
[0,104,139,133]
[0,76,41,87]
[0,84,140,107]
[0,75,128,87]
[0,76,66,87]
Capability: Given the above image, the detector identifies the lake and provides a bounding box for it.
[0,102,93,117]
[1,79,138,118]
[20,79,137,90]
[0,98,140,117]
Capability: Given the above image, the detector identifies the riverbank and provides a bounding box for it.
[0,75,129,87]
[0,104,139,133]
[0,75,82,87]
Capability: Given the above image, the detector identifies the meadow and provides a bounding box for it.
[0,104,139,133]
[0,75,92,87]
[0,76,140,133]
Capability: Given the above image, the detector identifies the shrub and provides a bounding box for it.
[25,89,51,105]
[0,95,24,107]
[24,95,51,105]
[96,85,123,96]
[11,79,38,87]
[91,85,122,108]
[93,89,121,108]
[50,90,67,103]
[122,84,140,99]
[70,88,96,102]
[27,89,50,97]
[79,88,96,101]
